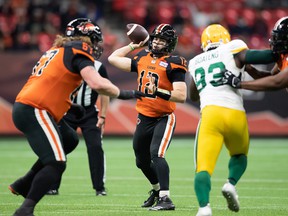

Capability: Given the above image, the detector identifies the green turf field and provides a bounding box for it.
[0,137,287,216]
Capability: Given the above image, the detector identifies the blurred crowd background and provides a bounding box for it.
[1,0,288,59]
[1,0,288,136]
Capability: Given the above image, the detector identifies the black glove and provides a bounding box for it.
[67,103,86,119]
[118,90,145,100]
[223,71,241,88]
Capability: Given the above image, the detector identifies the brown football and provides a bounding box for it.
[126,23,149,45]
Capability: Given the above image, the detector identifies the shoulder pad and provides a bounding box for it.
[133,49,149,61]
[227,39,248,54]
[65,41,94,61]
[136,49,149,57]
[166,55,187,68]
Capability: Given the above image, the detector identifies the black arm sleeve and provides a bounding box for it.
[131,58,138,73]
[168,68,186,82]
[98,64,109,79]
[72,55,95,73]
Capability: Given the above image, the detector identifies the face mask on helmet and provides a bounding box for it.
[269,16,288,54]
[65,18,104,59]
[148,24,178,55]
[201,24,231,52]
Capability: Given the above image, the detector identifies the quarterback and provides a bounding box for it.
[109,23,187,211]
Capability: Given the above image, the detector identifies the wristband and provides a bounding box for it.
[155,88,171,101]
[128,44,135,51]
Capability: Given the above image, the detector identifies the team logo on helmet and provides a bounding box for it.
[148,24,178,55]
[269,16,288,54]
[65,18,104,59]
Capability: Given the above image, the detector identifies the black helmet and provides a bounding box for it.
[65,18,103,59]
[148,24,178,55]
[269,16,288,54]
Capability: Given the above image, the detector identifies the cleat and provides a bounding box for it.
[141,189,159,207]
[149,195,175,211]
[96,189,107,196]
[13,207,34,216]
[9,178,30,198]
[9,185,20,196]
[222,181,240,212]
[196,203,212,216]
[46,189,59,195]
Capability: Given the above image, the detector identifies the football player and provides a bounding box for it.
[188,24,277,216]
[108,24,187,211]
[223,16,288,91]
[9,18,144,216]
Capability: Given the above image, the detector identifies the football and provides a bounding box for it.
[126,23,149,45]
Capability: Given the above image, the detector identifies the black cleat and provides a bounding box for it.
[96,189,107,196]
[13,207,34,216]
[141,189,159,207]
[9,178,30,198]
[46,189,59,195]
[149,195,175,211]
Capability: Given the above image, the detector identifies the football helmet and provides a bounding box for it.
[201,24,231,52]
[65,18,103,59]
[269,16,288,54]
[148,24,178,55]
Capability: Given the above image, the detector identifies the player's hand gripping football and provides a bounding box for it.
[222,71,242,88]
[128,41,146,51]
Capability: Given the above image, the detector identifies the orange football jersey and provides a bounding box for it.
[131,50,187,117]
[16,41,94,123]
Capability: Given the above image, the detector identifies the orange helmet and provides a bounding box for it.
[65,18,103,59]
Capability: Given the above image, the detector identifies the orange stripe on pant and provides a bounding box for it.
[39,110,64,161]
[159,113,175,157]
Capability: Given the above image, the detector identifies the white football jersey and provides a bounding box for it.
[188,39,248,111]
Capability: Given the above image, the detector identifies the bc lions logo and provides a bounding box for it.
[137,118,141,125]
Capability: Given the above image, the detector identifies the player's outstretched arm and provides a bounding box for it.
[223,68,288,91]
[80,65,145,100]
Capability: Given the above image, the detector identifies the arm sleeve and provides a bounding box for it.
[131,58,138,73]
[245,49,278,64]
[98,64,109,79]
[169,68,186,82]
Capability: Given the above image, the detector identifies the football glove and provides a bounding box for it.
[223,71,241,88]
[118,90,145,100]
